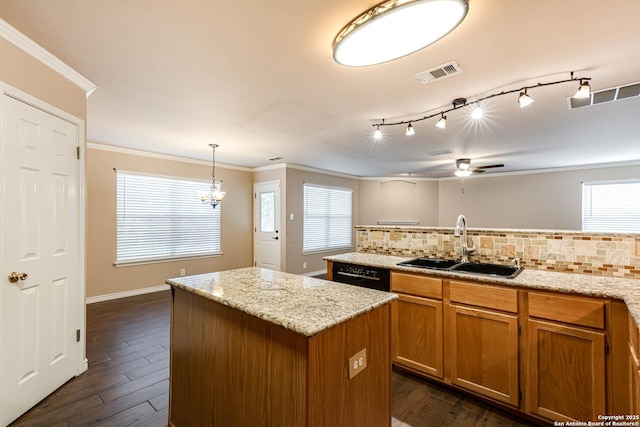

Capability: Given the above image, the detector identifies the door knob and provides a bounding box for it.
[8,272,28,283]
[272,236,279,240]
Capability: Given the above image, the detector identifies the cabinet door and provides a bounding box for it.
[630,343,640,414]
[391,295,443,379]
[527,319,606,422]
[446,304,519,407]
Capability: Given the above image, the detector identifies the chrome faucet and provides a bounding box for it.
[454,214,476,263]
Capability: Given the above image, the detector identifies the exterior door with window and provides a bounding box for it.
[254,181,281,271]
[0,94,81,425]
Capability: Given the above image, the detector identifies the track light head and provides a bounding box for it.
[518,90,534,108]
[574,80,591,99]
[435,115,447,129]
[406,122,415,136]
[373,125,382,140]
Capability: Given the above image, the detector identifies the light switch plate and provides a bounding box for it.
[348,348,367,379]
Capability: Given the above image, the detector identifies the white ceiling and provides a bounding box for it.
[1,0,640,177]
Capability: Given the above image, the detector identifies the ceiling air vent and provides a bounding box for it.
[415,61,463,85]
[568,81,640,109]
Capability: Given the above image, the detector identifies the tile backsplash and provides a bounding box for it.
[356,226,640,279]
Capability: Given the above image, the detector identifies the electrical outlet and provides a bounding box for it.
[348,348,367,379]
[390,231,402,241]
[180,268,186,277]
[303,262,307,269]
[290,213,294,220]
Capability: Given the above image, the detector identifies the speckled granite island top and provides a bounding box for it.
[326,252,640,325]
[166,267,397,337]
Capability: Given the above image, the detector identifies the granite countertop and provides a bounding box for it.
[166,267,397,337]
[326,252,640,325]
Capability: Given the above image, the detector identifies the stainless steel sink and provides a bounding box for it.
[450,262,522,278]
[397,258,522,279]
[397,258,460,270]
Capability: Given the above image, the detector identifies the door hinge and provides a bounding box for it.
[76,329,81,342]
[76,146,80,159]
[518,389,522,403]
[518,324,521,335]
[605,341,610,356]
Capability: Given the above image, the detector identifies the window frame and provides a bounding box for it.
[114,170,222,267]
[302,182,354,254]
[581,179,640,234]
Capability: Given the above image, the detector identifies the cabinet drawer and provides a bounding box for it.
[391,272,442,300]
[448,280,518,313]
[528,292,605,329]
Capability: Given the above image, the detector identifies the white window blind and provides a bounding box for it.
[303,183,353,253]
[116,171,221,265]
[582,180,640,233]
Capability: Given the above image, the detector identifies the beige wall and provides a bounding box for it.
[358,179,440,226]
[86,146,253,298]
[437,164,640,230]
[0,39,86,120]
[285,167,360,274]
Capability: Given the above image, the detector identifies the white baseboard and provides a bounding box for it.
[86,284,170,304]
[301,269,327,277]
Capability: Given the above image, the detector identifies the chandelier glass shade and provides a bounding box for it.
[333,0,469,67]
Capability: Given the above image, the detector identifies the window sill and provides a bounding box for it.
[302,246,354,256]
[114,252,223,268]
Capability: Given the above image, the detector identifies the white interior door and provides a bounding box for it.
[0,93,80,426]
[253,180,281,271]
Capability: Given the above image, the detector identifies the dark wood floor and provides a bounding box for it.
[10,290,536,427]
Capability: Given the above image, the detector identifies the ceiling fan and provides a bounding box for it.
[454,158,504,177]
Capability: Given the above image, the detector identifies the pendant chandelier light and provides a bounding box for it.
[198,143,225,208]
[333,0,469,67]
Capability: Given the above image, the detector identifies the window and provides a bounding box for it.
[582,180,640,233]
[115,171,221,265]
[303,183,353,253]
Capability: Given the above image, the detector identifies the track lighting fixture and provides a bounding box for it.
[575,80,591,99]
[406,122,415,136]
[471,106,484,119]
[373,125,383,140]
[370,72,591,137]
[518,89,534,108]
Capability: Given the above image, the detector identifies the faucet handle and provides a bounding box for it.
[513,257,520,268]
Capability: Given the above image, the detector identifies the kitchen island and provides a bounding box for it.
[165,267,397,427]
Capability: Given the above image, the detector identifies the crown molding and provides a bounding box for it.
[87,142,252,171]
[283,163,360,179]
[0,18,96,97]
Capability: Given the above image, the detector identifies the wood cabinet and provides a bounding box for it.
[170,288,392,427]
[445,280,520,407]
[629,313,640,414]
[526,292,607,422]
[391,273,443,379]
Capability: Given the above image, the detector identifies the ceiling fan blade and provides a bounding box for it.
[473,163,504,171]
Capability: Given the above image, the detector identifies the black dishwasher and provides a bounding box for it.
[331,262,390,292]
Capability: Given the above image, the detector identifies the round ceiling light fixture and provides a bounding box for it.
[333,0,469,67]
